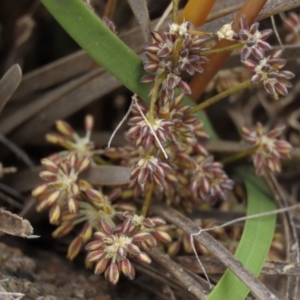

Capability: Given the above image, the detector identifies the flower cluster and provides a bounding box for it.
[218,17,294,100]
[85,215,171,284]
[141,22,209,112]
[283,12,300,44]
[32,154,90,224]
[46,115,95,162]
[242,122,292,175]
[189,156,234,203]
[242,50,295,100]
[236,18,294,99]
[238,16,272,61]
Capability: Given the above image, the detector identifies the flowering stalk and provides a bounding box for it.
[141,182,154,217]
[172,0,179,23]
[188,80,252,114]
[220,146,258,165]
[200,43,243,56]
[148,74,166,123]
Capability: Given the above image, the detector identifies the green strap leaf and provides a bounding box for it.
[39,1,277,298]
[207,169,276,300]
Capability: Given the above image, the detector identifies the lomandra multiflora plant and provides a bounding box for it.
[32,4,294,285]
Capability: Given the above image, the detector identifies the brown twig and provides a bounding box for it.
[177,256,300,276]
[148,248,209,300]
[132,262,197,299]
[151,203,284,300]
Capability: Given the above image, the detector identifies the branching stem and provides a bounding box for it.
[141,182,154,217]
[200,43,243,56]
[148,75,165,123]
[221,145,258,164]
[172,0,180,23]
[188,80,252,114]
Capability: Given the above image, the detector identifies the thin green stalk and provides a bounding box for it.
[221,146,257,164]
[172,0,180,23]
[188,80,252,114]
[200,43,243,56]
[148,75,165,123]
[141,182,154,217]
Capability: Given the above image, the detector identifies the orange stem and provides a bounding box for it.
[189,0,268,100]
[178,0,216,27]
[104,0,117,19]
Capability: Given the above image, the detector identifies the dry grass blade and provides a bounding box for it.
[12,51,94,102]
[0,64,22,114]
[0,134,34,168]
[0,208,37,238]
[177,256,300,276]
[8,72,119,146]
[201,0,300,33]
[148,248,209,300]
[9,0,248,102]
[0,69,102,136]
[133,262,197,299]
[263,261,300,276]
[127,0,151,43]
[3,165,131,193]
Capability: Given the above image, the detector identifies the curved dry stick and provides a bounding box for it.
[151,203,284,300]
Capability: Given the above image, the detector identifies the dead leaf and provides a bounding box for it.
[0,64,22,115]
[127,0,151,43]
[0,208,38,238]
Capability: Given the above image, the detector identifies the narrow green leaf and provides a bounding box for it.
[207,169,277,300]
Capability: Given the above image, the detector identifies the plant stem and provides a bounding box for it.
[200,43,243,56]
[188,80,252,114]
[104,0,117,19]
[172,0,180,23]
[187,29,211,36]
[141,182,154,217]
[220,146,258,164]
[178,0,216,26]
[148,76,164,123]
[148,248,209,300]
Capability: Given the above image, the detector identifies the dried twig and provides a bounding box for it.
[148,248,209,300]
[151,203,284,300]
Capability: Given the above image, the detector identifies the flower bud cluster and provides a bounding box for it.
[242,50,295,100]
[283,12,300,44]
[32,153,90,224]
[141,22,209,112]
[46,115,95,162]
[233,17,294,100]
[238,16,272,61]
[85,215,171,284]
[242,122,293,175]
